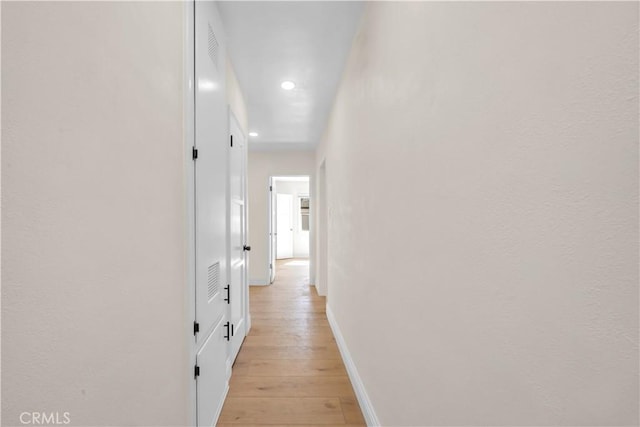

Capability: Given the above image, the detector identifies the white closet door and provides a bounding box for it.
[194,1,228,426]
[227,113,248,363]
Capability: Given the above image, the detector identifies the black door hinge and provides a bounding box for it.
[269,185,273,191]
[192,147,198,160]
[193,321,200,335]
[230,135,233,147]
[194,365,200,378]
[270,263,272,269]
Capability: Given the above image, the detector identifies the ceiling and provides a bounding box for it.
[218,1,365,151]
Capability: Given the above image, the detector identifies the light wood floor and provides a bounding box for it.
[219,259,366,427]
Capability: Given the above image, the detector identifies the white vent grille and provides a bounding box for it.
[208,23,219,69]
[207,262,220,301]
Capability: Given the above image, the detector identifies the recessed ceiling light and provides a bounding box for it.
[280,81,296,90]
[249,132,258,137]
[198,79,217,91]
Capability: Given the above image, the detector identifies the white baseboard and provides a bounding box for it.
[326,305,381,427]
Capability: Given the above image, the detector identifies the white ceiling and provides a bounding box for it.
[218,1,365,151]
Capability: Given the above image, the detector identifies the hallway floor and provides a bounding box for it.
[219,259,366,426]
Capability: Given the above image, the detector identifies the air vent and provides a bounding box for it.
[208,23,219,69]
[207,262,220,301]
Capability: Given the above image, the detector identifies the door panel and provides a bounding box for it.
[276,193,294,259]
[228,114,247,363]
[269,180,276,283]
[228,201,245,360]
[195,0,227,343]
[194,1,228,426]
[196,320,227,427]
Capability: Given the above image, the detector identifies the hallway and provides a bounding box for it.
[2,2,638,426]
[219,259,365,426]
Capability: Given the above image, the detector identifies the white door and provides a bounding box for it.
[269,180,276,283]
[276,193,294,259]
[194,2,228,426]
[227,113,247,363]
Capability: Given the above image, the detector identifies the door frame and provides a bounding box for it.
[317,160,328,297]
[268,175,311,283]
[268,176,276,283]
[184,1,196,424]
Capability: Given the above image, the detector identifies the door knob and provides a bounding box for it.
[243,245,251,251]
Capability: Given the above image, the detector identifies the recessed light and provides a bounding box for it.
[280,81,296,90]
[198,79,217,91]
[249,132,258,137]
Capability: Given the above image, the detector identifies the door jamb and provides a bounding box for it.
[184,0,196,424]
[317,160,328,297]
[268,176,275,284]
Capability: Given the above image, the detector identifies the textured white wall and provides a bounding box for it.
[227,58,248,136]
[2,3,189,425]
[317,2,639,425]
[247,151,315,285]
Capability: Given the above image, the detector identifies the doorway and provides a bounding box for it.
[317,161,328,297]
[269,176,311,283]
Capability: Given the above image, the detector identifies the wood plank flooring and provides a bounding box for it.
[219,259,365,426]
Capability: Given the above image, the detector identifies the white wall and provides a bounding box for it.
[247,151,315,285]
[317,2,639,425]
[227,58,248,136]
[316,162,327,297]
[275,180,310,258]
[2,3,190,425]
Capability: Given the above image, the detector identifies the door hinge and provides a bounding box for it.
[192,147,198,160]
[224,284,230,304]
[194,365,200,378]
[269,185,273,191]
[270,263,273,269]
[230,135,233,147]
[193,321,199,335]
